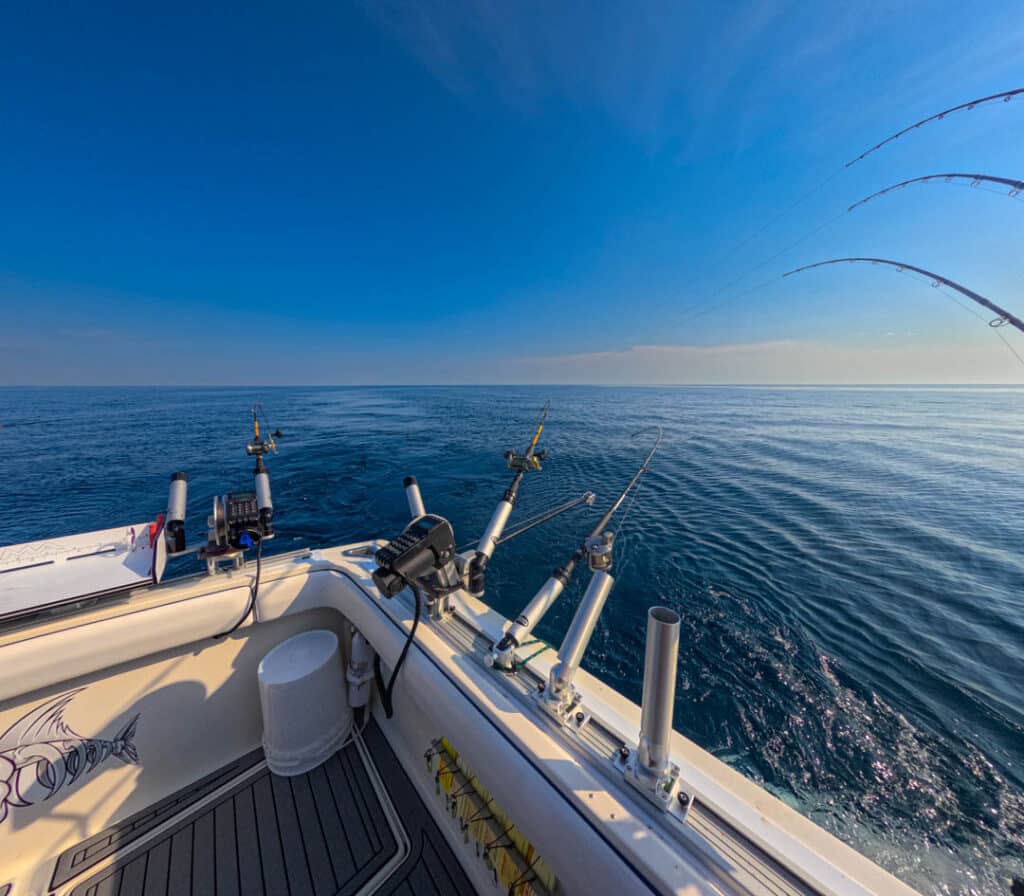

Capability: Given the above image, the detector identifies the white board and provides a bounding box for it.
[0,522,161,621]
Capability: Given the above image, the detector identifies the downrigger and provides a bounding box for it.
[161,404,279,576]
[203,404,277,569]
[369,402,595,716]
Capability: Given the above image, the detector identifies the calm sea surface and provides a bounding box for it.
[1,386,1022,894]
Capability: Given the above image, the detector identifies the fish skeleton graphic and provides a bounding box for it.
[0,689,139,823]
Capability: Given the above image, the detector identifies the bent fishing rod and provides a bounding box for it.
[491,426,664,669]
[783,258,1024,335]
[465,401,551,595]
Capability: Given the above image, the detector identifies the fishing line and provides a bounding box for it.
[673,276,778,328]
[846,88,1024,168]
[720,167,846,262]
[889,268,1024,369]
[671,88,1022,334]
[672,210,849,327]
[849,174,1024,212]
[786,260,1024,369]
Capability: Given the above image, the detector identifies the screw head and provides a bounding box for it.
[618,745,630,762]
[677,791,690,807]
[575,711,585,724]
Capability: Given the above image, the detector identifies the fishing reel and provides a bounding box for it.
[504,447,546,472]
[246,402,279,458]
[585,531,615,571]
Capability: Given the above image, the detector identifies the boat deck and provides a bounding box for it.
[52,720,477,896]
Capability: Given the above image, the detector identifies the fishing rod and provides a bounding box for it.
[783,258,1024,335]
[848,173,1024,212]
[490,426,663,671]
[846,88,1023,168]
[465,401,550,596]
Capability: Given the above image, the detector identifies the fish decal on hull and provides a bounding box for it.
[0,688,139,824]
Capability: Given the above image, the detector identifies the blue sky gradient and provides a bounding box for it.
[2,1,1023,384]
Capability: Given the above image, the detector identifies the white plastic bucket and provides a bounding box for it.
[258,629,351,776]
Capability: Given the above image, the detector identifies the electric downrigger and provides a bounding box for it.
[369,404,599,716]
[205,406,277,560]
[164,404,279,575]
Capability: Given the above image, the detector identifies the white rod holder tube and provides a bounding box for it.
[637,606,680,776]
[404,476,426,519]
[550,570,614,697]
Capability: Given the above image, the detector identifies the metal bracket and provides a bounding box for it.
[535,681,581,725]
[622,751,685,814]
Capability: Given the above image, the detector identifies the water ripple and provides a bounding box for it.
[1,385,1022,893]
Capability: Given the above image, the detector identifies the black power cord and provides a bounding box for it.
[373,576,422,719]
[213,531,263,639]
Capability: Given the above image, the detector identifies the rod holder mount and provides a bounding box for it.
[624,605,685,812]
[541,570,614,717]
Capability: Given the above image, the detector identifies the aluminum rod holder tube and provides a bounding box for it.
[637,606,680,777]
[491,573,567,668]
[475,499,514,560]
[510,576,565,643]
[549,570,614,700]
[404,476,426,519]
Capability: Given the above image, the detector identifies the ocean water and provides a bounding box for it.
[1,385,1022,894]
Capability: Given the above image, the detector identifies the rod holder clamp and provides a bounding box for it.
[537,679,581,723]
[623,752,684,812]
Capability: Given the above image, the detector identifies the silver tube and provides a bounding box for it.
[637,606,680,776]
[404,476,426,519]
[550,570,614,696]
[476,499,514,560]
[508,576,565,644]
[254,471,273,511]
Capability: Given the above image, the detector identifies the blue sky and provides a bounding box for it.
[1,1,1022,384]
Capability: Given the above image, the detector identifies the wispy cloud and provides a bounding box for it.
[357,0,793,151]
